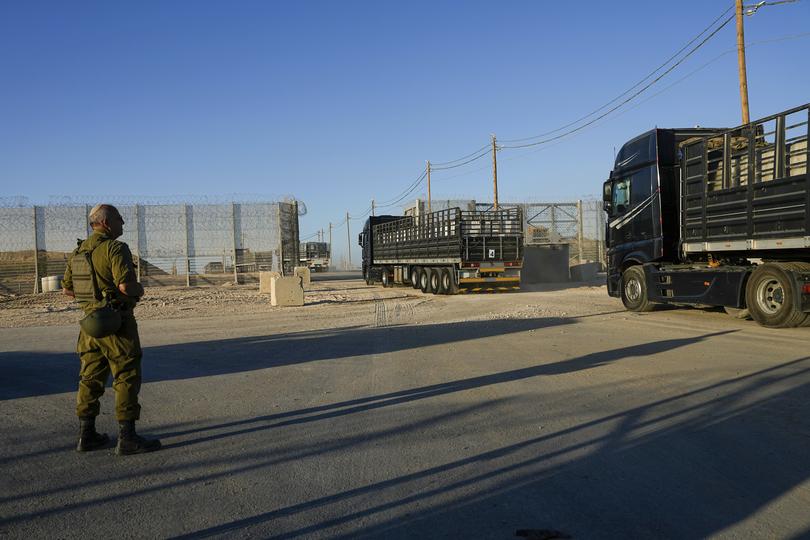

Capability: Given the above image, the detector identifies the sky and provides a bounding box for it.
[1,0,808,264]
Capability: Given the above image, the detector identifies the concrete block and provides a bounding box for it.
[570,261,601,282]
[271,276,304,307]
[522,244,570,283]
[41,275,63,293]
[293,266,311,287]
[259,271,282,293]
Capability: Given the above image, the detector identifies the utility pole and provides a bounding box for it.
[735,0,750,124]
[346,212,351,269]
[491,134,499,210]
[371,199,375,216]
[426,160,432,213]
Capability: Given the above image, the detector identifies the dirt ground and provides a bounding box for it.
[0,278,613,329]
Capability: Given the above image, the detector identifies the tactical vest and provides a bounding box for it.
[70,238,108,306]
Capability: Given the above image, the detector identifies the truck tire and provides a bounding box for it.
[429,268,441,294]
[746,263,808,328]
[440,267,457,295]
[381,268,392,288]
[363,267,373,286]
[412,267,422,289]
[621,266,654,312]
[419,268,431,293]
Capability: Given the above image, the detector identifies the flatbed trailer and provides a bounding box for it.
[602,103,810,327]
[359,207,523,294]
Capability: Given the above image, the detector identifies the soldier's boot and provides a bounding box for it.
[76,417,110,452]
[115,420,161,455]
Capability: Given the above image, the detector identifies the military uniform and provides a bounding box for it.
[63,231,142,421]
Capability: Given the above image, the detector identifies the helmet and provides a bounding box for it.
[79,306,122,338]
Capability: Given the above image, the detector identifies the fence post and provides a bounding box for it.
[32,206,40,294]
[184,204,191,287]
[231,202,239,284]
[577,200,584,263]
[134,204,141,283]
[598,203,606,268]
[277,204,285,275]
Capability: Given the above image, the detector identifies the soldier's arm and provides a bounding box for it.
[62,257,75,297]
[118,281,144,298]
[110,242,143,298]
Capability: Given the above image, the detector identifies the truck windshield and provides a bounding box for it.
[612,178,630,211]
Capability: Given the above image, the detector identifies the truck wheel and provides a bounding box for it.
[745,263,807,328]
[381,268,392,288]
[363,267,373,286]
[429,268,441,294]
[411,267,421,289]
[621,266,654,312]
[440,268,457,295]
[419,268,430,293]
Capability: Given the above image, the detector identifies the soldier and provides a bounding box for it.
[62,204,161,455]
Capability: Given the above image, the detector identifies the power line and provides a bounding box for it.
[431,147,492,171]
[429,143,492,167]
[501,13,736,150]
[499,4,735,146]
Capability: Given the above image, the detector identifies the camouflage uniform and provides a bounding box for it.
[62,231,142,421]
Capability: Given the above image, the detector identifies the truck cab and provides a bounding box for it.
[603,128,723,297]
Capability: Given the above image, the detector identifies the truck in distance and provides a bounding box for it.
[299,241,330,272]
[602,103,810,327]
[359,207,524,294]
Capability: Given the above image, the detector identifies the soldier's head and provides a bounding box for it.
[89,204,124,239]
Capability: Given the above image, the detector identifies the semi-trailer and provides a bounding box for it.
[603,103,810,327]
[359,207,523,294]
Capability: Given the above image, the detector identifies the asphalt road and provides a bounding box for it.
[1,282,809,539]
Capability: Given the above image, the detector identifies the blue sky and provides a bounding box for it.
[1,1,808,263]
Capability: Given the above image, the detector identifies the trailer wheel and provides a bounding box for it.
[745,263,807,328]
[412,267,421,289]
[439,268,457,295]
[381,267,392,288]
[621,266,654,312]
[419,268,431,293]
[429,268,441,294]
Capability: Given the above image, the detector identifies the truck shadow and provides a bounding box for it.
[1,316,586,401]
[169,356,810,540]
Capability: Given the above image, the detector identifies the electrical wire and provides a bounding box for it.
[429,143,492,167]
[500,13,735,150]
[498,5,734,145]
[430,147,492,171]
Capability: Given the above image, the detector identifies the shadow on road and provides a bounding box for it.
[0,316,580,401]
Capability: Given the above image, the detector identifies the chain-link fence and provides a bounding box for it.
[0,198,300,294]
[405,198,606,267]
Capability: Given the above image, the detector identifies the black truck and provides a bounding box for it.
[603,103,810,327]
[299,241,330,272]
[359,207,523,294]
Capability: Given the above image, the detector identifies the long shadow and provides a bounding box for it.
[153,329,735,445]
[0,316,586,401]
[0,325,722,469]
[166,357,810,540]
[2,331,744,510]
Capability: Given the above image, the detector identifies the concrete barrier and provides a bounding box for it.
[271,276,304,307]
[259,271,282,293]
[41,275,63,293]
[293,266,311,287]
[570,261,601,282]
